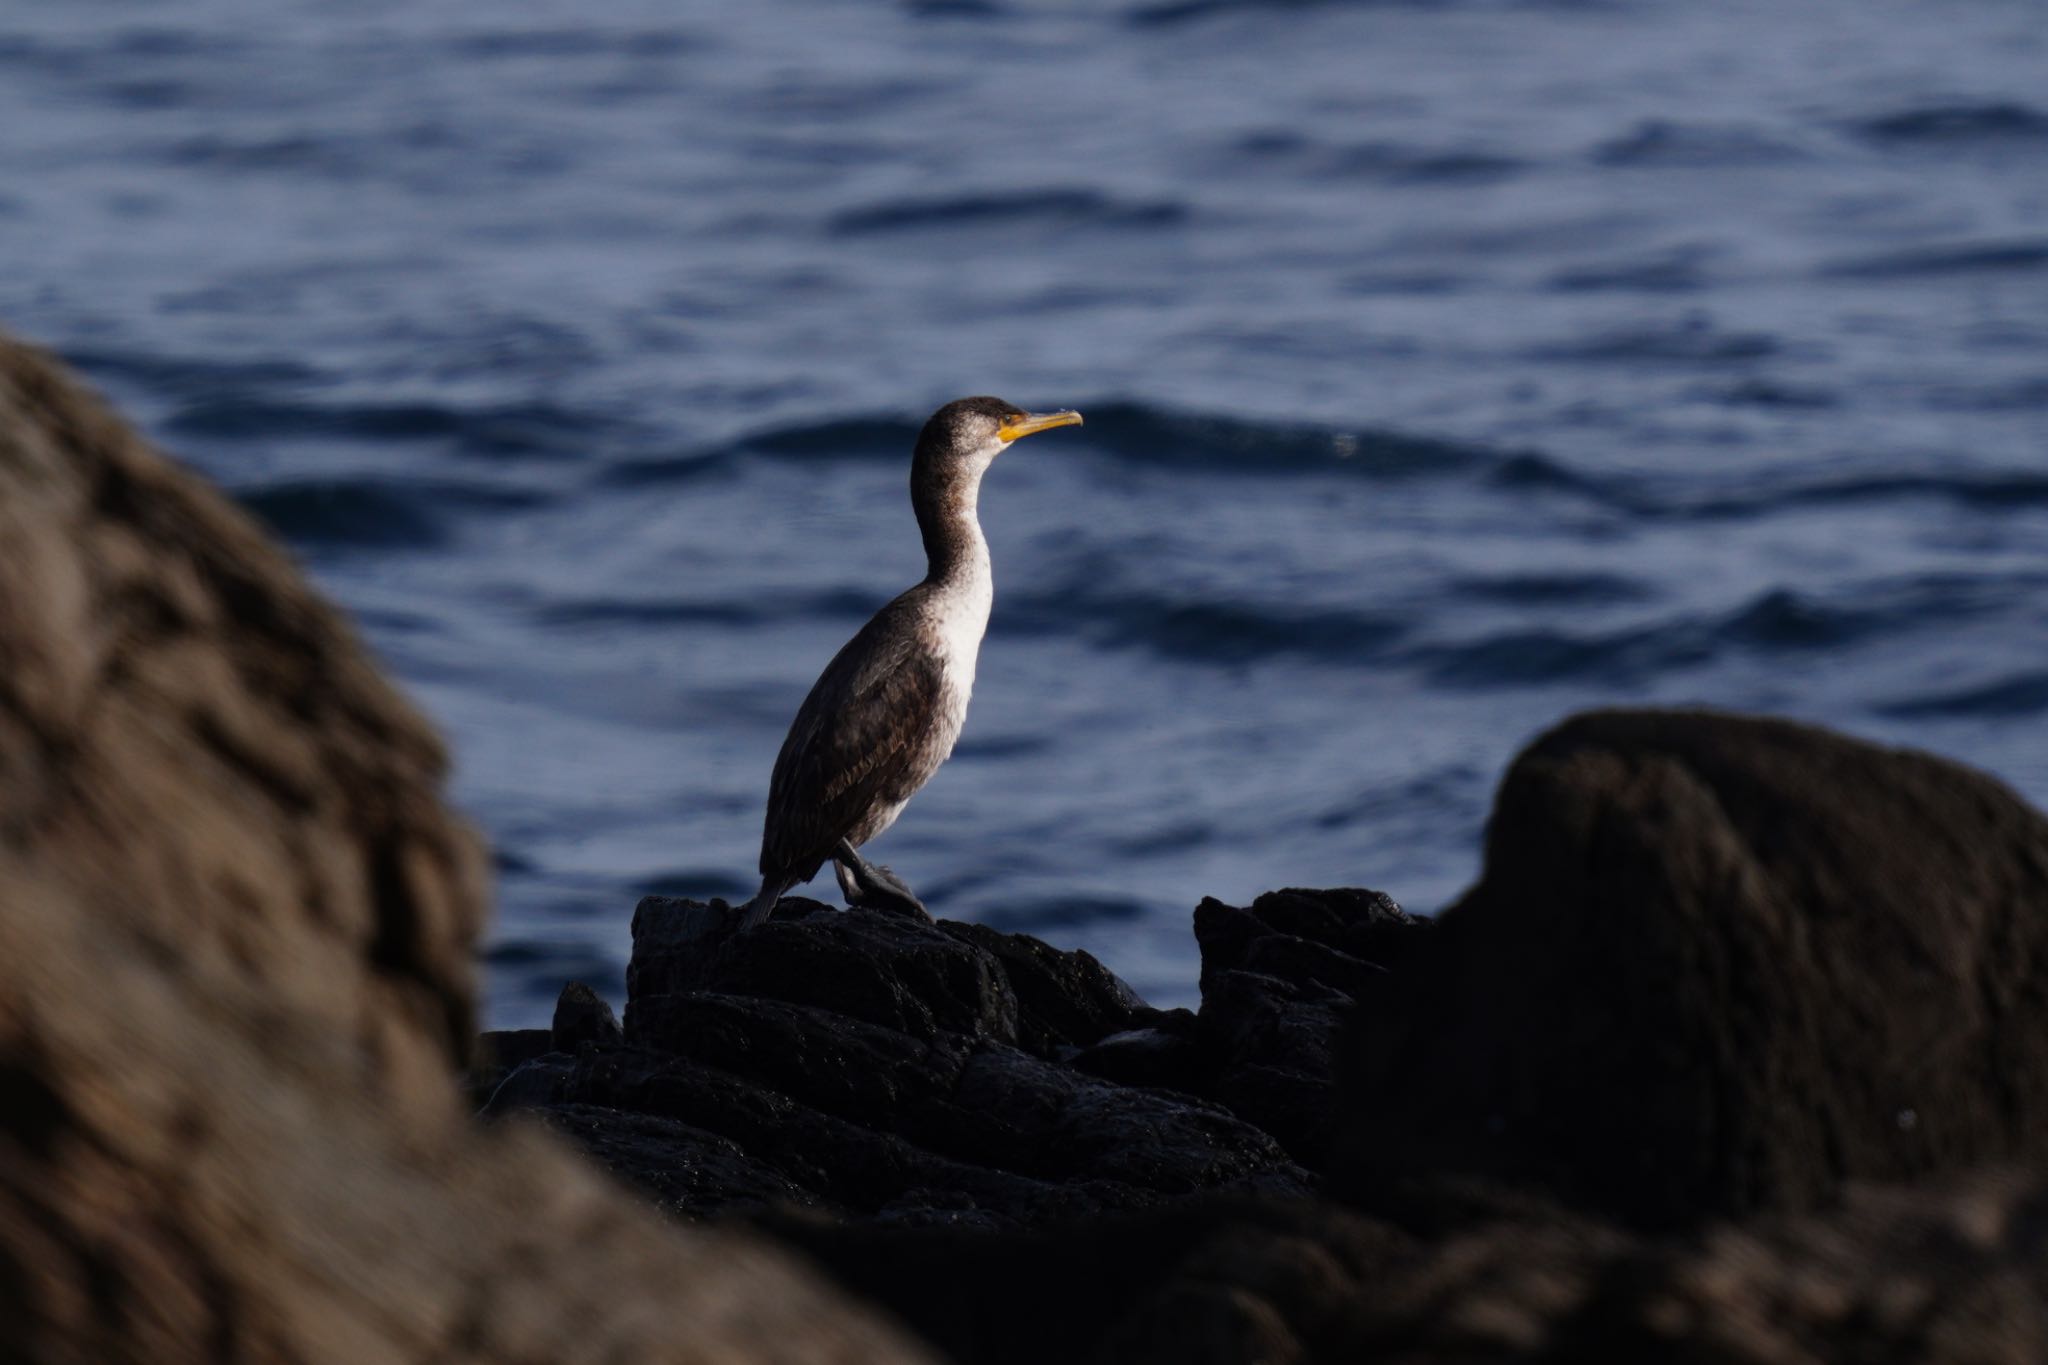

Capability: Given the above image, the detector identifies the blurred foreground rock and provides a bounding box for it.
[0,332,927,1364]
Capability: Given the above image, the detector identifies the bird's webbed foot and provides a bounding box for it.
[834,840,933,922]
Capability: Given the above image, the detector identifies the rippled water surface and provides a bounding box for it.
[4,0,2044,1022]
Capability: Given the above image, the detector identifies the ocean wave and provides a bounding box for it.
[1713,581,2017,651]
[1416,572,2031,688]
[236,476,546,550]
[1877,672,2048,719]
[739,414,924,460]
[1698,378,1840,409]
[1001,586,1409,664]
[976,893,1150,931]
[597,451,734,486]
[1445,570,1652,605]
[1923,377,2048,413]
[482,936,624,1014]
[1071,402,1492,477]
[1676,469,2048,518]
[829,189,1187,237]
[1547,245,1716,293]
[1818,237,2048,280]
[528,586,881,629]
[1853,101,2048,145]
[1218,130,1526,185]
[1408,621,1711,687]
[1485,451,1644,509]
[443,27,698,60]
[983,569,2045,679]
[1592,119,1809,168]
[640,867,755,901]
[1125,0,1613,26]
[1527,315,1781,363]
[164,132,372,178]
[166,394,611,459]
[685,401,1497,480]
[66,346,320,396]
[904,0,1011,16]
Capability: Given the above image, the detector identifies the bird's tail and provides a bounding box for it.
[735,874,789,930]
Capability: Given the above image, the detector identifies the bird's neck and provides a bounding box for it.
[915,463,991,592]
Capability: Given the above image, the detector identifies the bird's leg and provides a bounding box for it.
[833,839,932,921]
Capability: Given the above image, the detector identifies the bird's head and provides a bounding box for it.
[916,396,1083,475]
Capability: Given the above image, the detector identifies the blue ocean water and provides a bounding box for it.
[2,0,2043,1024]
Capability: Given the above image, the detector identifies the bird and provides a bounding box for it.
[736,396,1083,928]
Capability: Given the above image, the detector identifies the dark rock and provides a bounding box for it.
[936,1045,1306,1199]
[501,903,1315,1227]
[492,1042,1289,1229]
[0,332,926,1363]
[619,992,982,1131]
[1201,971,1347,1165]
[1338,707,2048,1230]
[1185,888,1425,1165]
[779,1168,2048,1365]
[1195,887,1421,997]
[535,1104,826,1219]
[1071,1025,1206,1093]
[551,980,622,1051]
[936,918,1149,1056]
[624,893,835,996]
[630,895,1021,1044]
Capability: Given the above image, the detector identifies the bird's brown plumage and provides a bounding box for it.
[758,588,956,887]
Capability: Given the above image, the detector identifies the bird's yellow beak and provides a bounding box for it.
[997,409,1083,443]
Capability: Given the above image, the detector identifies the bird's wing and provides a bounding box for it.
[759,609,947,883]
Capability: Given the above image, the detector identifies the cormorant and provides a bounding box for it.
[738,397,1082,928]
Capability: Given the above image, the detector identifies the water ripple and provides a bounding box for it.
[167,395,614,459]
[1819,237,2048,280]
[1878,672,2048,719]
[1854,101,2048,145]
[1077,402,1490,477]
[829,189,1187,237]
[1002,587,1410,664]
[1592,119,1809,167]
[236,476,545,550]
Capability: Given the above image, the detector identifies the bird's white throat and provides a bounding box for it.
[927,478,994,686]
